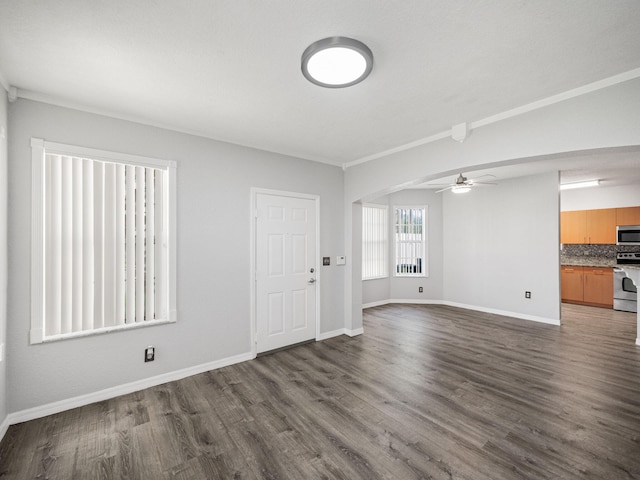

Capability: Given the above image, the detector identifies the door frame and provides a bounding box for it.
[250,188,321,358]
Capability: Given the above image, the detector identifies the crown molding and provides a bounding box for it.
[343,67,640,170]
[13,88,342,167]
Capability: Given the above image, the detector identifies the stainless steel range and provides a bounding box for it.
[613,252,639,313]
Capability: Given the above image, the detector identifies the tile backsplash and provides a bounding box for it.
[561,243,639,259]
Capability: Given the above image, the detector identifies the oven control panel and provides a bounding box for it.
[616,252,640,264]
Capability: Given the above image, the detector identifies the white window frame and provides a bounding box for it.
[30,138,177,344]
[394,205,428,277]
[362,203,389,280]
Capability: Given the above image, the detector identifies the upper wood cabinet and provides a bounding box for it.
[585,208,616,244]
[560,208,616,244]
[617,206,640,226]
[560,211,587,244]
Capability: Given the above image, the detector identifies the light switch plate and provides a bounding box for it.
[336,255,346,266]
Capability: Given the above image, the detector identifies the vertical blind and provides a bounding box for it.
[43,153,166,338]
[395,207,425,276]
[362,205,388,280]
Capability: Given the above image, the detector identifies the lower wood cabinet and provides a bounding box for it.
[561,266,613,308]
[583,267,613,308]
[561,266,584,303]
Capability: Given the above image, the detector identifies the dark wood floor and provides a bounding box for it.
[1,303,640,479]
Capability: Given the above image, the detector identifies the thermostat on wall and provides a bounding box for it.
[336,255,346,265]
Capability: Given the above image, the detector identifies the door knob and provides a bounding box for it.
[308,278,316,284]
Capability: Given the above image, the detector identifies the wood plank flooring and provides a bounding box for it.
[1,303,639,479]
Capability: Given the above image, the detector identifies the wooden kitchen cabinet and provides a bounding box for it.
[617,206,640,226]
[560,208,616,244]
[561,265,613,308]
[585,208,616,244]
[561,266,584,303]
[583,267,613,308]
[560,211,587,244]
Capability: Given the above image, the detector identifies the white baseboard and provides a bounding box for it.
[362,300,390,309]
[6,351,254,427]
[318,327,364,340]
[0,415,9,443]
[345,327,364,337]
[363,299,560,326]
[363,299,445,309]
[317,328,346,341]
[443,301,561,326]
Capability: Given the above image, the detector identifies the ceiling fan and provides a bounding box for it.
[434,173,497,193]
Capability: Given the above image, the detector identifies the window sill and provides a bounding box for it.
[31,316,177,344]
[363,276,389,281]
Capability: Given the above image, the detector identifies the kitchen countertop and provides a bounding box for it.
[560,256,617,268]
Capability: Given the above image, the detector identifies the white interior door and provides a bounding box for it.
[256,193,317,354]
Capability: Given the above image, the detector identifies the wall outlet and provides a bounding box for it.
[418,287,423,293]
[525,291,531,299]
[145,346,155,362]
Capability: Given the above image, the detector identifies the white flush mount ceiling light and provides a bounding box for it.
[451,185,471,194]
[302,37,373,88]
[560,180,601,190]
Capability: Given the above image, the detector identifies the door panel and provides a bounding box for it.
[292,289,308,330]
[256,193,317,353]
[267,292,285,335]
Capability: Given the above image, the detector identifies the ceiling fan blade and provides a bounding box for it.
[470,181,497,186]
[470,174,496,181]
[435,186,453,193]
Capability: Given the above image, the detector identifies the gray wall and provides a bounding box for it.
[7,99,344,412]
[0,88,7,428]
[443,173,561,322]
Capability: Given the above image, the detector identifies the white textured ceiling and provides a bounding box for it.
[1,1,640,167]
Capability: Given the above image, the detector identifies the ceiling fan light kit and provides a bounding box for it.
[301,36,374,88]
[435,173,497,193]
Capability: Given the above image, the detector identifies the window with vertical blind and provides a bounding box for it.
[30,139,177,343]
[394,206,427,277]
[362,204,388,280]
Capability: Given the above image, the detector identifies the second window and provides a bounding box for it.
[394,206,427,277]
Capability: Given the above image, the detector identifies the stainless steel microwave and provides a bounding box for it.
[617,225,640,245]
